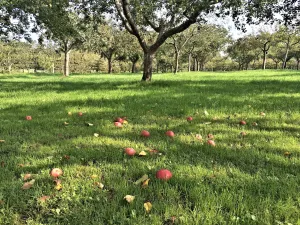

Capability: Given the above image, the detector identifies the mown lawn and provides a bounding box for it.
[0,70,299,225]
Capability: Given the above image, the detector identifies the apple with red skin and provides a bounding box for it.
[114,117,124,124]
[166,131,175,137]
[141,130,150,137]
[78,112,83,116]
[240,120,246,125]
[156,169,172,181]
[114,122,122,127]
[207,140,216,146]
[187,116,193,121]
[125,148,136,156]
[25,116,32,120]
[50,168,63,178]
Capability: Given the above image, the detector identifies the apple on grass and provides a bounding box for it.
[240,120,246,125]
[114,122,123,127]
[187,116,193,121]
[166,131,175,137]
[78,112,83,116]
[156,169,172,181]
[25,116,32,120]
[125,148,136,156]
[50,168,63,178]
[207,140,216,146]
[141,130,150,137]
[114,117,124,124]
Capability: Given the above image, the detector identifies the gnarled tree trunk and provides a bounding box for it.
[141,51,154,81]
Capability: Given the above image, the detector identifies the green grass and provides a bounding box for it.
[0,70,300,225]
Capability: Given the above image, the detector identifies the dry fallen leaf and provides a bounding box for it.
[55,184,62,191]
[144,201,152,213]
[22,179,35,190]
[124,195,135,203]
[134,174,149,185]
[86,123,94,126]
[149,149,159,154]
[64,122,69,125]
[90,175,98,179]
[23,173,32,181]
[94,182,104,189]
[123,120,128,124]
[94,133,99,137]
[0,140,5,143]
[142,179,150,188]
[139,151,147,156]
[38,195,51,202]
[284,152,292,158]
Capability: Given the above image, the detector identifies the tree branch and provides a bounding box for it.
[144,16,160,32]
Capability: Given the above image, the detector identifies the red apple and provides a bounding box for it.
[114,122,122,127]
[207,140,216,146]
[207,133,214,139]
[78,112,83,116]
[114,117,124,124]
[240,120,246,125]
[50,168,63,178]
[125,148,136,156]
[156,169,172,181]
[187,116,193,121]
[141,130,150,137]
[25,116,32,120]
[166,130,175,137]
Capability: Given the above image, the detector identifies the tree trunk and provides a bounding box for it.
[131,60,137,73]
[174,51,179,74]
[8,64,12,74]
[63,50,70,77]
[282,47,289,69]
[141,51,154,81]
[188,53,191,72]
[108,57,112,74]
[262,51,267,70]
[52,63,55,74]
[297,60,300,70]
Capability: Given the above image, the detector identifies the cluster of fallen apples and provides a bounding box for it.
[21,111,268,206]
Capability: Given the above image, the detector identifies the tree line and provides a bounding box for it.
[0,0,299,80]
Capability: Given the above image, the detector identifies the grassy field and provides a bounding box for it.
[0,70,300,225]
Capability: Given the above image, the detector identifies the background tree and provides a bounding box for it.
[256,31,274,70]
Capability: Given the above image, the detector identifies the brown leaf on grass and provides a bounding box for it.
[64,122,69,125]
[53,179,62,185]
[134,174,148,185]
[0,140,5,143]
[18,164,25,167]
[38,196,51,202]
[94,182,104,189]
[22,179,35,190]
[284,152,292,158]
[1,161,5,167]
[23,173,32,181]
[142,179,150,188]
[144,201,152,213]
[90,174,98,179]
[149,149,159,154]
[124,195,135,203]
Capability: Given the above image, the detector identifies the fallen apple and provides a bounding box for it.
[187,116,193,121]
[156,169,172,181]
[114,122,122,127]
[141,130,150,137]
[78,112,83,116]
[125,148,136,156]
[207,140,216,146]
[114,117,124,124]
[260,112,266,116]
[68,112,72,116]
[252,122,258,126]
[25,116,32,120]
[166,130,175,137]
[50,168,63,178]
[240,120,246,125]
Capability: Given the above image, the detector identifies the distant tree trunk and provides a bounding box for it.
[52,63,55,74]
[174,50,180,74]
[131,60,138,73]
[194,58,197,71]
[141,51,154,81]
[262,52,267,70]
[8,64,12,74]
[297,60,300,70]
[108,57,112,74]
[63,50,70,76]
[188,53,192,72]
